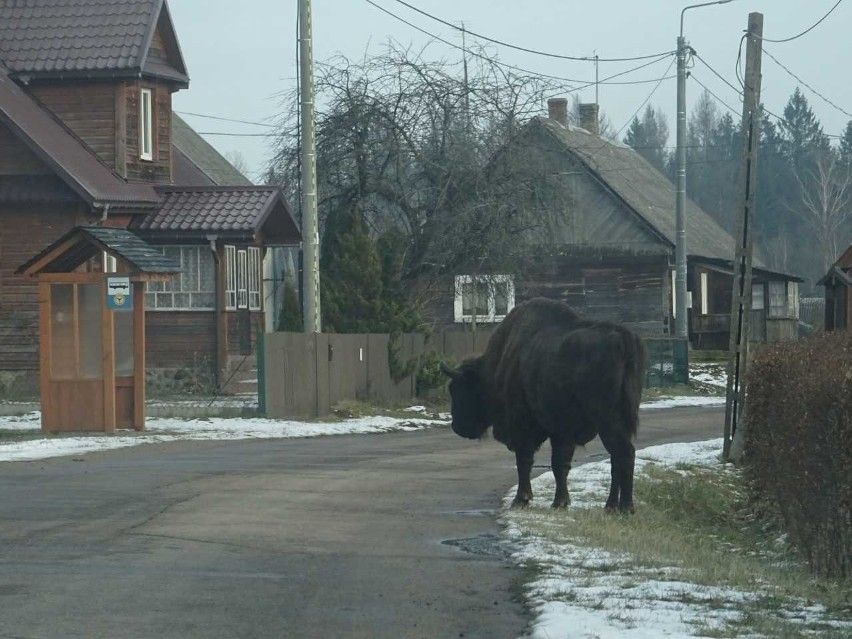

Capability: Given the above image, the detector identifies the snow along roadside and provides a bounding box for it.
[0,396,725,464]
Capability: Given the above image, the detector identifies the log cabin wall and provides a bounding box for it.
[0,203,95,392]
[125,81,173,183]
[423,255,669,335]
[28,82,118,169]
[145,311,217,393]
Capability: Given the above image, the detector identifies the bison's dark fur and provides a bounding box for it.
[442,298,646,512]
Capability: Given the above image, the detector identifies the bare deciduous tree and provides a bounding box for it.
[266,42,578,311]
[791,150,852,272]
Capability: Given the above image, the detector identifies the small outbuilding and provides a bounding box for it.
[17,226,180,433]
[819,245,852,332]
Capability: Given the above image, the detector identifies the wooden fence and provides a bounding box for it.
[261,331,494,418]
[260,331,688,419]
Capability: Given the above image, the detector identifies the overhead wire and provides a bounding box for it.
[363,0,674,87]
[689,74,741,117]
[388,0,675,62]
[759,0,844,43]
[175,111,277,128]
[762,47,852,119]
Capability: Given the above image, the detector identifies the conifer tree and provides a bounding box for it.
[276,276,302,332]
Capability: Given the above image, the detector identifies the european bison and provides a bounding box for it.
[441,298,646,512]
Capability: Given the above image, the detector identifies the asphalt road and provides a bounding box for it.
[0,406,722,639]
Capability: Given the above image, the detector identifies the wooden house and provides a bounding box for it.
[819,245,852,331]
[427,99,802,350]
[0,0,300,396]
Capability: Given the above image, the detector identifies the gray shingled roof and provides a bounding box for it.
[0,68,158,208]
[535,117,737,263]
[172,114,253,186]
[0,0,187,83]
[17,225,181,275]
[135,186,299,244]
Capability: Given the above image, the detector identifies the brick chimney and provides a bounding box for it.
[547,98,568,127]
[579,103,600,135]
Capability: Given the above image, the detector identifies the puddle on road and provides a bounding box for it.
[442,533,513,559]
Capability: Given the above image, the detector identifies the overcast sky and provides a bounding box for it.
[168,0,852,181]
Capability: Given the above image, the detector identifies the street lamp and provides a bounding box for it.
[674,0,734,338]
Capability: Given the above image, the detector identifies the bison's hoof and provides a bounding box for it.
[510,497,531,509]
[551,499,569,509]
[604,503,635,515]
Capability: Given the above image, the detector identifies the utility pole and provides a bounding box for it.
[675,31,688,337]
[723,12,763,462]
[676,1,734,338]
[299,0,321,333]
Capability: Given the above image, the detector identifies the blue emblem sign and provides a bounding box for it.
[106,276,133,311]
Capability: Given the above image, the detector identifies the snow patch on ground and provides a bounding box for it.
[503,439,850,639]
[0,413,445,462]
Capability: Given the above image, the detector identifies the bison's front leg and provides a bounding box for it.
[511,447,535,509]
[550,435,575,509]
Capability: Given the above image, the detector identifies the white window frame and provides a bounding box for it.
[225,245,237,309]
[139,87,154,161]
[103,252,118,274]
[237,249,248,309]
[225,245,262,311]
[248,247,262,311]
[453,275,515,324]
[145,246,215,311]
[700,272,709,315]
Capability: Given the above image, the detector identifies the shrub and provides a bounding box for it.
[744,331,852,579]
[416,350,452,397]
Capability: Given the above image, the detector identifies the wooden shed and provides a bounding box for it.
[17,226,180,432]
[819,245,852,332]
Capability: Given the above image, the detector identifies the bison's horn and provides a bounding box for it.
[440,360,461,379]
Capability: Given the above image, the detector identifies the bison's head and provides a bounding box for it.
[441,360,490,440]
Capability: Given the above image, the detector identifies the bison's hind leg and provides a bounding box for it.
[600,433,636,514]
[549,435,575,509]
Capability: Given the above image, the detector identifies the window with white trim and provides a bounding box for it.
[145,246,214,310]
[225,245,237,308]
[140,87,154,161]
[103,252,117,273]
[453,275,514,323]
[767,280,799,318]
[225,245,262,311]
[699,272,709,315]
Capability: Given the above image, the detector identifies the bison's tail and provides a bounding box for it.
[622,332,647,437]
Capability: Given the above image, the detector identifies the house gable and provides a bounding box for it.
[491,123,670,255]
[141,3,189,85]
[0,0,188,86]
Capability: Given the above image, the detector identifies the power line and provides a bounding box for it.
[762,47,852,119]
[176,111,277,128]
[692,52,743,98]
[389,0,674,62]
[763,106,844,139]
[690,73,741,117]
[363,0,674,87]
[196,131,273,137]
[759,0,844,43]
[582,56,676,161]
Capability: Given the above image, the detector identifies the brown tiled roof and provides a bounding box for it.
[135,186,300,244]
[0,69,158,208]
[0,0,187,84]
